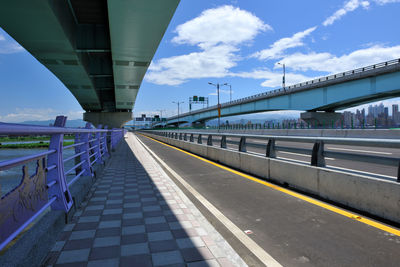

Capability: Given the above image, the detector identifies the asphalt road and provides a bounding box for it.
[137,134,400,267]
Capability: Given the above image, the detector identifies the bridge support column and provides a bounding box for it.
[300,112,342,126]
[83,112,132,128]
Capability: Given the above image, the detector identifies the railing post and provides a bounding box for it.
[190,134,194,142]
[220,136,227,148]
[207,135,213,146]
[239,136,246,152]
[184,133,187,141]
[311,141,325,167]
[179,133,183,140]
[102,126,109,158]
[266,139,276,158]
[197,134,202,144]
[47,116,73,212]
[80,123,93,177]
[95,125,103,165]
[74,132,82,175]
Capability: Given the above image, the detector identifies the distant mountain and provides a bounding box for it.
[19,119,87,128]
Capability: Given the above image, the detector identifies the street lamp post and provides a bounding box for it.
[277,62,286,89]
[157,109,165,128]
[223,83,232,102]
[172,101,184,130]
[208,82,222,131]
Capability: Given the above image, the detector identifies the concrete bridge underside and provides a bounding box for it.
[0,0,180,128]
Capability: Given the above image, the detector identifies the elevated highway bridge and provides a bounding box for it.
[163,59,400,127]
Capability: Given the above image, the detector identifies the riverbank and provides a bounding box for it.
[0,141,74,149]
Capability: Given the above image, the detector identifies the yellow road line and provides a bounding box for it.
[140,133,400,237]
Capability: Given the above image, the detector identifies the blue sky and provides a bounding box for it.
[1,0,400,122]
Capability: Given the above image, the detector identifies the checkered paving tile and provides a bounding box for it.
[42,134,246,267]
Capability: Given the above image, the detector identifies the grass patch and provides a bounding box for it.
[0,135,74,142]
[0,141,74,149]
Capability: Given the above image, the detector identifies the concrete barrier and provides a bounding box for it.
[181,128,400,139]
[143,132,400,224]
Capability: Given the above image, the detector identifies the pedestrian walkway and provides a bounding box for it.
[42,133,246,267]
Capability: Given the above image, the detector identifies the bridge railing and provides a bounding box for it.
[144,130,400,182]
[167,58,400,121]
[0,116,125,251]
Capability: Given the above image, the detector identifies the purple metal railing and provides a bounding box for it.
[0,116,125,251]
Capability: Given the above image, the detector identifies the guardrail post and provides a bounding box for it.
[47,116,73,212]
[207,135,213,146]
[397,162,400,182]
[221,136,227,148]
[184,133,187,141]
[197,134,202,144]
[179,133,183,140]
[239,136,246,152]
[190,134,194,142]
[266,139,276,158]
[175,133,178,139]
[311,141,325,167]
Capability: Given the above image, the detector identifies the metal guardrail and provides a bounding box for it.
[167,58,400,121]
[144,130,400,182]
[0,116,126,251]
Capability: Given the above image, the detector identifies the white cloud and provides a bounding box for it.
[0,33,24,54]
[233,69,314,88]
[209,89,233,96]
[277,44,400,73]
[373,0,400,4]
[323,0,370,26]
[146,5,270,85]
[147,45,239,85]
[251,27,317,60]
[0,108,83,123]
[172,5,271,50]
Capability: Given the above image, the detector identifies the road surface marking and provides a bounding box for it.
[326,165,397,180]
[326,146,392,155]
[140,134,400,237]
[136,134,282,267]
[279,151,335,160]
[250,151,335,161]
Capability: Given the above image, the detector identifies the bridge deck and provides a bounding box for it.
[42,134,244,267]
[137,133,400,267]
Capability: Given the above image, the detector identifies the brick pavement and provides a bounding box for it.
[42,133,246,267]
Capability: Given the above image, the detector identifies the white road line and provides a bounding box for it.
[326,165,397,179]
[326,146,392,155]
[277,156,310,164]
[136,135,282,267]
[250,152,311,164]
[279,151,335,160]
[258,152,396,180]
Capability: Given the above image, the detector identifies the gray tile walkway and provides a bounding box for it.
[43,133,246,267]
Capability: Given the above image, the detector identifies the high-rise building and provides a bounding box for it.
[393,104,399,124]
